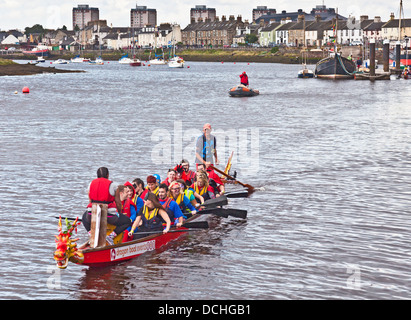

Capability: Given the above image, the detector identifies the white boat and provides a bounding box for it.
[53,59,69,64]
[119,54,133,64]
[89,56,104,65]
[37,56,45,63]
[71,55,90,63]
[149,58,166,65]
[168,56,184,68]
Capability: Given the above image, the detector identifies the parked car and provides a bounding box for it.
[231,43,239,48]
[350,40,363,46]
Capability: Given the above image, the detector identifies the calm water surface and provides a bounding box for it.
[0,60,410,300]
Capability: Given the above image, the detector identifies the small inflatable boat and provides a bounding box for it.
[228,85,260,97]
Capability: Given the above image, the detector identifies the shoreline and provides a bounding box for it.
[0,60,85,76]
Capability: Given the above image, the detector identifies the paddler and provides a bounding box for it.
[168,181,197,215]
[161,169,176,186]
[158,183,185,227]
[175,159,196,185]
[140,175,160,199]
[122,182,143,242]
[197,163,225,195]
[195,123,219,169]
[82,168,132,245]
[128,192,171,239]
[191,170,217,203]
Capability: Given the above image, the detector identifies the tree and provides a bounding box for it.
[245,34,258,44]
[25,24,45,35]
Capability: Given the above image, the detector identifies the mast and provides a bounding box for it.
[398,0,403,41]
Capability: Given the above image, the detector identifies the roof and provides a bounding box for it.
[275,22,297,31]
[382,19,411,28]
[363,21,386,31]
[260,23,281,32]
[256,10,346,24]
[183,19,241,32]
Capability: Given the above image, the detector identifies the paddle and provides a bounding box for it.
[211,166,255,195]
[133,229,204,236]
[201,195,228,208]
[56,217,209,229]
[224,190,249,198]
[198,207,247,219]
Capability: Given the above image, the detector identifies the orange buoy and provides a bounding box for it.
[22,87,30,94]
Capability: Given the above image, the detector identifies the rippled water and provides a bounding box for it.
[0,60,410,300]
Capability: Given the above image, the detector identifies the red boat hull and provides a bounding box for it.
[78,223,196,267]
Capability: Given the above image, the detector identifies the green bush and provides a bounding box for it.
[270,47,279,54]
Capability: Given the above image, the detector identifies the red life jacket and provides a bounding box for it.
[87,177,116,209]
[122,198,137,218]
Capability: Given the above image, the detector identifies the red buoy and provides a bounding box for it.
[22,87,30,94]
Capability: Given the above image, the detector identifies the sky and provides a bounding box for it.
[0,0,407,31]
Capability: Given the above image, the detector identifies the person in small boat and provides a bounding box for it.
[195,123,219,168]
[158,183,185,227]
[168,181,197,215]
[197,163,225,196]
[161,169,176,186]
[140,175,160,199]
[239,71,249,87]
[191,170,217,203]
[128,192,171,239]
[82,169,132,245]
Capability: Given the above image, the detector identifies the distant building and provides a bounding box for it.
[252,6,276,22]
[182,15,243,47]
[131,5,157,28]
[72,5,99,30]
[190,5,216,23]
[256,5,346,25]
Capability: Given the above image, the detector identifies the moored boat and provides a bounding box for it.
[298,64,314,78]
[228,85,260,97]
[168,56,184,68]
[119,54,133,64]
[130,58,142,67]
[53,59,69,64]
[89,56,104,65]
[315,53,356,79]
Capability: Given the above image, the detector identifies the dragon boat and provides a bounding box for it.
[54,213,203,269]
[53,157,251,269]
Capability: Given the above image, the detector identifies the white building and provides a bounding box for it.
[1,34,19,45]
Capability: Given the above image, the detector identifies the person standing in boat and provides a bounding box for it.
[195,123,219,169]
[128,192,171,239]
[82,168,132,245]
[239,71,249,87]
[158,183,185,227]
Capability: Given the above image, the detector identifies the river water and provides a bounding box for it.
[0,60,410,300]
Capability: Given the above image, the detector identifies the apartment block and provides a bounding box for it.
[130,5,157,28]
[72,4,99,30]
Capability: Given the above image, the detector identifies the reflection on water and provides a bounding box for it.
[0,61,410,299]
